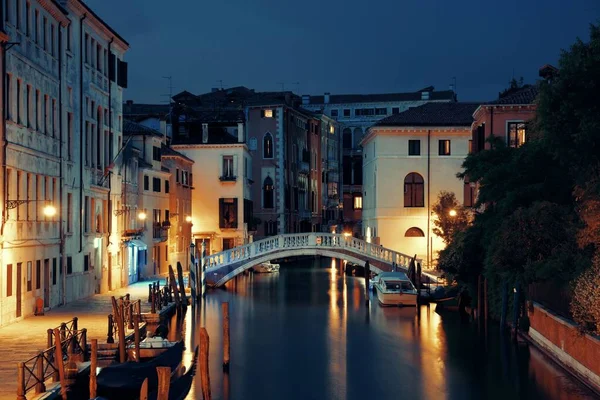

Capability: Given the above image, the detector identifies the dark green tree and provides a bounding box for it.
[431,191,470,245]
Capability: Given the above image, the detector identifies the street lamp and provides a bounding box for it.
[185,215,192,223]
[448,209,457,217]
[138,211,147,221]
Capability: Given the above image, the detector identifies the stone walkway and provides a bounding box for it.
[0,278,166,400]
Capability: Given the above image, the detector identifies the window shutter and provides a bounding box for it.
[109,53,116,81]
[219,157,224,178]
[233,155,238,177]
[117,60,128,88]
[232,198,238,228]
[260,110,265,118]
[272,109,277,119]
[219,198,224,228]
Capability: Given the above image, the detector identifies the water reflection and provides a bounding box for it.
[181,257,598,400]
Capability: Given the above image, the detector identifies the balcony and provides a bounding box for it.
[122,228,144,239]
[152,223,168,242]
[219,175,237,182]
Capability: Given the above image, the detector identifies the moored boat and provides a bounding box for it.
[127,336,178,360]
[374,272,418,307]
[253,261,280,273]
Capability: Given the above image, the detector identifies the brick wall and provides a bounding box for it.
[528,302,600,391]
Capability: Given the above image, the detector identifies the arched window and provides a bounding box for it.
[342,128,352,149]
[353,127,363,148]
[404,173,424,207]
[405,227,425,237]
[263,176,274,209]
[263,133,273,159]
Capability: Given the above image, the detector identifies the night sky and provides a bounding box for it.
[86,0,599,103]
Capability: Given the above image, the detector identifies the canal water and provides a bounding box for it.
[180,257,598,400]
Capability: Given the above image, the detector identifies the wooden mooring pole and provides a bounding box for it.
[139,378,149,400]
[90,339,98,398]
[199,327,212,400]
[17,362,26,400]
[134,314,141,362]
[156,367,171,400]
[53,328,67,400]
[364,261,371,305]
[222,302,230,371]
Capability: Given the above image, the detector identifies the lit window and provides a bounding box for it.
[264,109,273,118]
[329,125,334,134]
[353,194,363,210]
[507,122,527,148]
[438,140,451,156]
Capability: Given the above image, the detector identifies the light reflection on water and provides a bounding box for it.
[178,257,598,400]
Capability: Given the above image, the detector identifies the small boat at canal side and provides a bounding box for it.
[146,346,198,400]
[253,261,280,273]
[373,272,418,307]
[96,340,185,399]
[127,336,179,360]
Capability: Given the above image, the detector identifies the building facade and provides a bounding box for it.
[302,87,456,237]
[361,102,479,268]
[0,0,128,325]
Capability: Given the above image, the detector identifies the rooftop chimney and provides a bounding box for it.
[202,123,209,143]
[324,92,330,104]
[302,95,310,105]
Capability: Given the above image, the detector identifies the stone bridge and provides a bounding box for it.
[202,233,422,287]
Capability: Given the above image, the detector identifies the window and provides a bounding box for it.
[408,140,420,156]
[330,109,338,117]
[438,140,451,156]
[263,133,273,159]
[42,16,46,51]
[67,112,73,160]
[468,140,473,154]
[6,264,12,297]
[353,194,363,210]
[25,1,30,36]
[67,256,72,275]
[222,156,234,178]
[264,220,277,236]
[507,122,527,148]
[52,259,57,285]
[404,173,424,207]
[464,176,476,207]
[165,180,169,194]
[34,9,39,43]
[152,177,161,192]
[35,260,40,289]
[16,79,21,124]
[476,124,485,152]
[343,109,350,117]
[262,109,274,118]
[6,74,11,121]
[152,146,161,161]
[66,23,71,51]
[50,23,55,56]
[144,175,149,191]
[219,198,238,229]
[16,0,21,29]
[223,238,235,251]
[263,177,274,209]
[84,255,89,272]
[405,227,425,237]
[375,108,387,115]
[67,193,72,232]
[392,107,400,115]
[176,169,180,183]
[84,33,89,63]
[84,196,89,232]
[27,261,32,291]
[342,128,352,149]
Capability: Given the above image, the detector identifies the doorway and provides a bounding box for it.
[44,259,50,307]
[16,264,22,318]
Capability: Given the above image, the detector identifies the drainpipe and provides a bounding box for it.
[1,41,8,239]
[107,38,113,239]
[79,14,87,252]
[426,129,431,269]
[58,22,65,305]
[489,107,494,147]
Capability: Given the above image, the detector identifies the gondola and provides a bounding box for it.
[96,340,185,399]
[147,346,198,400]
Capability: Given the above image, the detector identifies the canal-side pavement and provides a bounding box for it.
[0,278,165,400]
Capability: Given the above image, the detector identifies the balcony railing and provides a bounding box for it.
[219,175,237,182]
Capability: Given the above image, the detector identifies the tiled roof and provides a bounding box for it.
[309,89,456,105]
[137,158,153,169]
[123,103,170,118]
[161,144,193,163]
[375,102,480,127]
[488,85,539,105]
[123,119,163,137]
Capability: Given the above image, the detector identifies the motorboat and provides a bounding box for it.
[373,272,418,307]
[253,261,280,273]
[127,336,179,360]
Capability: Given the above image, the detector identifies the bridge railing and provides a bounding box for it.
[204,233,418,271]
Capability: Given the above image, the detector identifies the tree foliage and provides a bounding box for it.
[439,25,600,329]
[431,191,470,245]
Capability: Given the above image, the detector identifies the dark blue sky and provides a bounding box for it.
[86,0,599,103]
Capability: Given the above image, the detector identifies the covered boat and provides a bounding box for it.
[374,272,418,307]
[96,340,184,399]
[253,261,280,273]
[127,336,179,360]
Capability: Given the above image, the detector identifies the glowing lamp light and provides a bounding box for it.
[343,232,351,238]
[43,205,57,217]
[138,212,147,221]
[185,216,193,223]
[448,209,457,217]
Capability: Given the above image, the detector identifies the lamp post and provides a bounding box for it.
[5,200,57,217]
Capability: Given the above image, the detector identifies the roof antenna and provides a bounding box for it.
[217,80,225,90]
